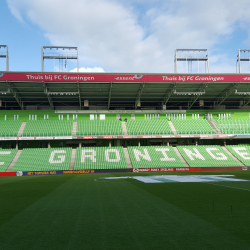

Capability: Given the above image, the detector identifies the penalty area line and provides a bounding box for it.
[206,182,250,192]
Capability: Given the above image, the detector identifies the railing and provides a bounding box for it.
[211,117,250,134]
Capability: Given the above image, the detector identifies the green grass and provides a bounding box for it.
[0,171,250,249]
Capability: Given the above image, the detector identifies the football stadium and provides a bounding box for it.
[1,48,250,249]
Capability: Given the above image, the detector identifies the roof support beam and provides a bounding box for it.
[162,83,177,105]
[8,83,24,110]
[213,83,239,109]
[135,82,145,109]
[239,97,250,109]
[188,83,208,110]
[77,82,82,110]
[108,82,112,110]
[43,83,54,109]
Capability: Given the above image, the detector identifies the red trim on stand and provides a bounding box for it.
[1,72,250,83]
[0,172,16,177]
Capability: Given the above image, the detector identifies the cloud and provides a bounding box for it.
[70,67,105,73]
[7,0,25,23]
[6,0,250,73]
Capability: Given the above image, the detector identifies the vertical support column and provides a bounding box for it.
[109,140,111,147]
[42,46,44,72]
[77,47,79,72]
[224,139,226,146]
[48,142,51,148]
[195,139,198,146]
[79,142,81,148]
[138,140,140,146]
[167,140,169,146]
[16,141,18,149]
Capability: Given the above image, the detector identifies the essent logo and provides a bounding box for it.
[134,75,143,79]
[0,73,4,77]
[114,74,144,81]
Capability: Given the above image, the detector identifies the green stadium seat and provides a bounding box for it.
[226,145,250,166]
[74,147,127,170]
[0,149,18,172]
[11,148,72,172]
[177,145,241,167]
[22,121,73,137]
[128,146,185,168]
[215,119,250,134]
[0,120,22,137]
[172,119,215,134]
[77,120,123,136]
[126,120,174,135]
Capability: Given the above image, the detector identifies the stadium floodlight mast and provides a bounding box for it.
[41,46,79,72]
[0,45,9,71]
[236,49,250,73]
[174,49,209,73]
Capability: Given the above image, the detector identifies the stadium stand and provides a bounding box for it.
[74,147,128,169]
[128,146,186,168]
[0,120,22,136]
[11,148,72,172]
[126,120,174,135]
[226,145,250,166]
[215,119,250,134]
[76,120,123,135]
[177,145,241,167]
[172,119,215,134]
[22,120,73,136]
[0,149,18,172]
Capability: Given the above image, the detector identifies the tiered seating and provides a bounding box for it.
[0,120,22,136]
[11,148,72,172]
[22,121,73,136]
[74,147,127,169]
[226,145,250,165]
[76,120,123,135]
[215,119,250,134]
[177,145,241,167]
[172,119,215,134]
[0,149,17,172]
[128,146,185,168]
[126,120,174,135]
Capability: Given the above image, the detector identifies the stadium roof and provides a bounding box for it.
[1,71,250,110]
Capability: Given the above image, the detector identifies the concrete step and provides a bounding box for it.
[123,148,132,168]
[72,122,77,136]
[173,147,190,167]
[69,148,77,170]
[208,121,221,134]
[168,121,177,135]
[18,122,26,137]
[222,146,245,166]
[6,150,22,172]
[122,121,128,135]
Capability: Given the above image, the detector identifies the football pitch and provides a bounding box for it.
[0,171,250,250]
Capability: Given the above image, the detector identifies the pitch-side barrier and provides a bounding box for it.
[1,166,250,177]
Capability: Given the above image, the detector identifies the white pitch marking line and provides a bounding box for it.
[207,182,250,192]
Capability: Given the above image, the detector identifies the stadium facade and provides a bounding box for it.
[1,70,250,175]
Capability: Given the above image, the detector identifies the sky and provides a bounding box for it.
[1,0,250,73]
